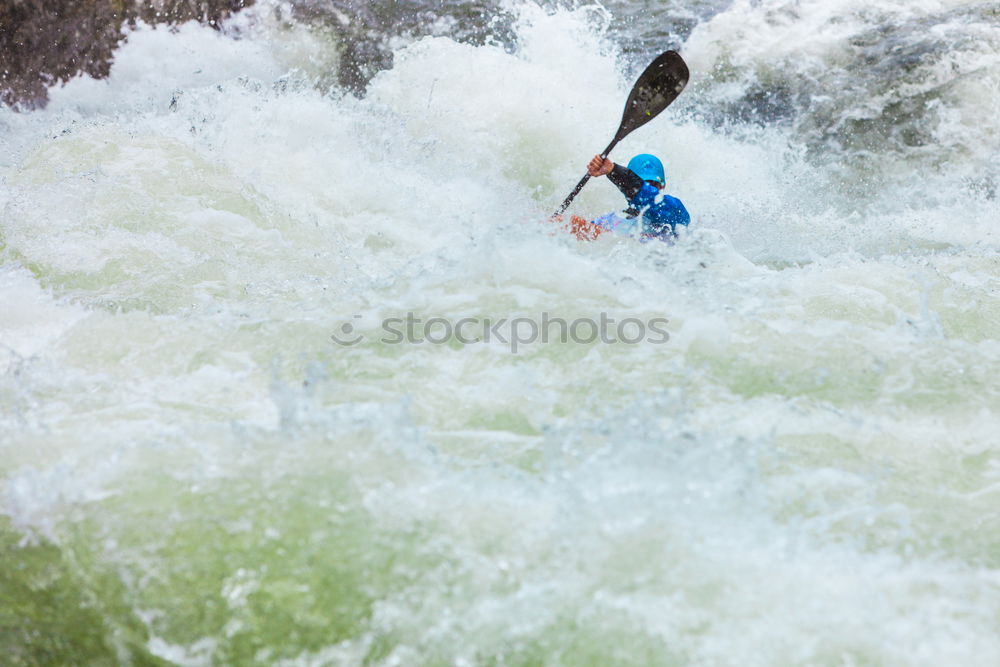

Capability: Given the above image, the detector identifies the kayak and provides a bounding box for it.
[568,215,606,241]
[566,212,642,242]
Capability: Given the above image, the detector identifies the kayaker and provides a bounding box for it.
[570,153,689,242]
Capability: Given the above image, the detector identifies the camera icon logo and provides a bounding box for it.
[330,315,364,346]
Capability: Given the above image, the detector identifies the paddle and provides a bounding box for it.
[553,50,690,217]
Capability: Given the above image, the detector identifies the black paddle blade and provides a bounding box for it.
[614,50,689,144]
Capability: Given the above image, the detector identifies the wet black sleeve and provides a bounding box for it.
[607,163,643,202]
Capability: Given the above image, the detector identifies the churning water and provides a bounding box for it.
[2,1,999,664]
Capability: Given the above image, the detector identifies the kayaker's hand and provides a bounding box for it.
[587,155,614,177]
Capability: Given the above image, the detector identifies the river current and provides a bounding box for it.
[2,1,999,664]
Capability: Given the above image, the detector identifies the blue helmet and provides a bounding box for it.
[627,154,665,186]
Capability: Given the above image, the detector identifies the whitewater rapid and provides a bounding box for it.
[2,1,999,664]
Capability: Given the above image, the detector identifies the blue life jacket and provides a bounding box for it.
[630,183,690,239]
[596,164,690,241]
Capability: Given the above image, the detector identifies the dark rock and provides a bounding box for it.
[0,0,254,109]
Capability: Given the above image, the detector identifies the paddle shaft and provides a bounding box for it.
[553,138,618,217]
